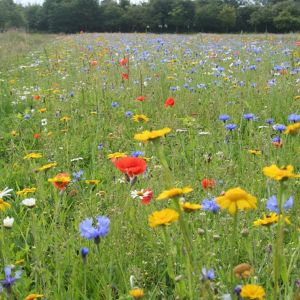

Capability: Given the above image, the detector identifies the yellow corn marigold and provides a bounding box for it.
[0,199,11,211]
[240,284,265,300]
[134,127,171,142]
[180,202,202,212]
[23,153,43,160]
[216,187,257,215]
[248,149,262,155]
[253,213,290,226]
[157,187,193,200]
[129,288,144,299]
[132,114,149,123]
[85,180,100,185]
[263,164,300,181]
[60,116,71,122]
[25,294,44,300]
[16,187,36,196]
[36,162,57,172]
[107,152,127,160]
[148,208,179,228]
[284,122,300,135]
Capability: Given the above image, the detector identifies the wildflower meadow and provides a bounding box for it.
[0,31,299,300]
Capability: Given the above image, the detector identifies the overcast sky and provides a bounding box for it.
[15,0,144,5]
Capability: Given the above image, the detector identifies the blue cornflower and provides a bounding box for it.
[79,216,110,244]
[69,91,75,97]
[202,198,220,213]
[249,65,256,70]
[200,267,215,281]
[24,114,30,120]
[272,136,280,143]
[0,267,22,292]
[125,111,133,117]
[72,170,84,182]
[266,195,294,213]
[170,86,179,91]
[219,114,230,122]
[81,247,89,261]
[197,83,206,89]
[273,124,286,133]
[288,114,300,123]
[225,123,237,131]
[266,118,274,125]
[268,79,276,87]
[111,102,119,108]
[251,83,257,88]
[234,285,242,296]
[243,113,257,120]
[131,151,144,157]
[97,143,104,150]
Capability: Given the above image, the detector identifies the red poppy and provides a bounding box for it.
[91,60,98,66]
[141,189,153,205]
[120,58,128,66]
[33,133,41,139]
[295,41,300,47]
[49,173,71,190]
[201,178,216,189]
[136,96,145,101]
[122,73,129,80]
[113,157,147,177]
[165,97,175,107]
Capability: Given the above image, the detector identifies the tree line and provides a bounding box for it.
[1,0,300,33]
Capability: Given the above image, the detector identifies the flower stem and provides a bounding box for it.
[230,212,238,289]
[83,262,87,298]
[273,182,286,299]
[173,199,194,299]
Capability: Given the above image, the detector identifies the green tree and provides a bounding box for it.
[101,0,123,31]
[249,6,274,32]
[218,5,236,32]
[0,0,26,30]
[169,0,195,32]
[195,0,223,32]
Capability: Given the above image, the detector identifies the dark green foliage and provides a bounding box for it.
[0,0,299,33]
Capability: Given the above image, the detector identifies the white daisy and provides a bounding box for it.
[21,198,36,208]
[0,187,13,199]
[3,217,14,228]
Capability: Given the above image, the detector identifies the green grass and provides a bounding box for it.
[0,32,299,299]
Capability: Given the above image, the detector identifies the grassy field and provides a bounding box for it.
[0,31,299,300]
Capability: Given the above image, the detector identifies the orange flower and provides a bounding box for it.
[113,157,147,177]
[48,173,71,190]
[25,294,44,300]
